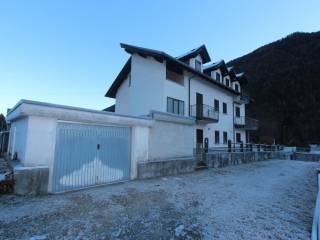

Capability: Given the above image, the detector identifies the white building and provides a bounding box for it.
[4,43,259,194]
[105,44,258,148]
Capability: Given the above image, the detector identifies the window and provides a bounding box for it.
[235,106,240,117]
[215,131,220,144]
[216,72,221,82]
[236,133,241,143]
[235,84,239,92]
[223,132,228,144]
[167,97,184,115]
[214,99,219,112]
[195,59,202,72]
[166,64,184,85]
[225,78,230,87]
[223,102,227,114]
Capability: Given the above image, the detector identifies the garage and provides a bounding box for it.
[51,122,131,192]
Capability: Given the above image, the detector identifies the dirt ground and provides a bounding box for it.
[0,160,318,240]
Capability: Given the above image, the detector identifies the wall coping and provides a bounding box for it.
[149,110,196,125]
[7,99,152,127]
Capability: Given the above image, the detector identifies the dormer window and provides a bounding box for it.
[216,72,221,82]
[235,84,239,92]
[195,59,202,72]
[225,78,230,87]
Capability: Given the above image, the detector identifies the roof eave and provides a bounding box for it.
[109,43,239,96]
[105,57,131,98]
[178,44,211,64]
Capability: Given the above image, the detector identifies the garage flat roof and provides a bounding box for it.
[7,99,153,127]
[7,100,196,127]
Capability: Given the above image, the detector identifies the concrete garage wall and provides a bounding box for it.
[7,117,29,163]
[6,100,153,194]
[148,111,195,161]
[131,126,149,179]
[25,116,57,167]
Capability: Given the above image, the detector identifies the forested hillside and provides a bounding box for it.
[228,31,320,146]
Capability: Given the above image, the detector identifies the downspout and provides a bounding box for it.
[188,75,196,116]
[232,101,235,143]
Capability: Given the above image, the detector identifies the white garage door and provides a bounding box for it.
[51,122,131,192]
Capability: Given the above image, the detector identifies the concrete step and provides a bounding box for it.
[195,161,209,171]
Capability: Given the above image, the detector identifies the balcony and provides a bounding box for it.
[234,116,259,130]
[190,104,219,123]
[234,92,250,104]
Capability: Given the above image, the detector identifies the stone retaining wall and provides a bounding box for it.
[14,166,49,195]
[138,157,197,179]
[292,153,320,162]
[137,151,287,179]
[206,151,287,168]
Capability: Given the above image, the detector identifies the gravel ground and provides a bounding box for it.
[0,159,318,240]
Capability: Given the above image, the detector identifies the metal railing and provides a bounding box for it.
[234,116,245,126]
[234,116,259,130]
[296,146,311,153]
[207,143,283,153]
[234,92,250,104]
[190,104,219,121]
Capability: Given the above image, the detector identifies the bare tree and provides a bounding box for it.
[0,114,6,131]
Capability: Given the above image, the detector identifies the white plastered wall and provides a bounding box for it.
[117,54,166,116]
[189,75,235,147]
[148,119,194,161]
[7,117,29,162]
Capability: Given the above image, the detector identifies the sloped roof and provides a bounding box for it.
[236,72,244,78]
[227,66,237,81]
[203,60,228,76]
[105,43,240,98]
[236,72,248,85]
[103,104,115,112]
[177,45,211,64]
[105,57,131,98]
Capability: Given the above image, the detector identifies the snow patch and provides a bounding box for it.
[59,157,124,186]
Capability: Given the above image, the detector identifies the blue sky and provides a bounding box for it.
[1,0,319,114]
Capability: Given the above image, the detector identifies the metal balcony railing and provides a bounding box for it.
[234,116,259,130]
[234,92,250,104]
[190,104,219,122]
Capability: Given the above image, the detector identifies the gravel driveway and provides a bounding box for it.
[0,160,318,240]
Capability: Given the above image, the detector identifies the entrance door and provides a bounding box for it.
[51,122,131,193]
[196,93,203,119]
[235,106,240,117]
[196,129,203,144]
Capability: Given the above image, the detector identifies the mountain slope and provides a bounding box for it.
[228,31,320,145]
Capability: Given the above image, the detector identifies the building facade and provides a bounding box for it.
[105,44,258,148]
